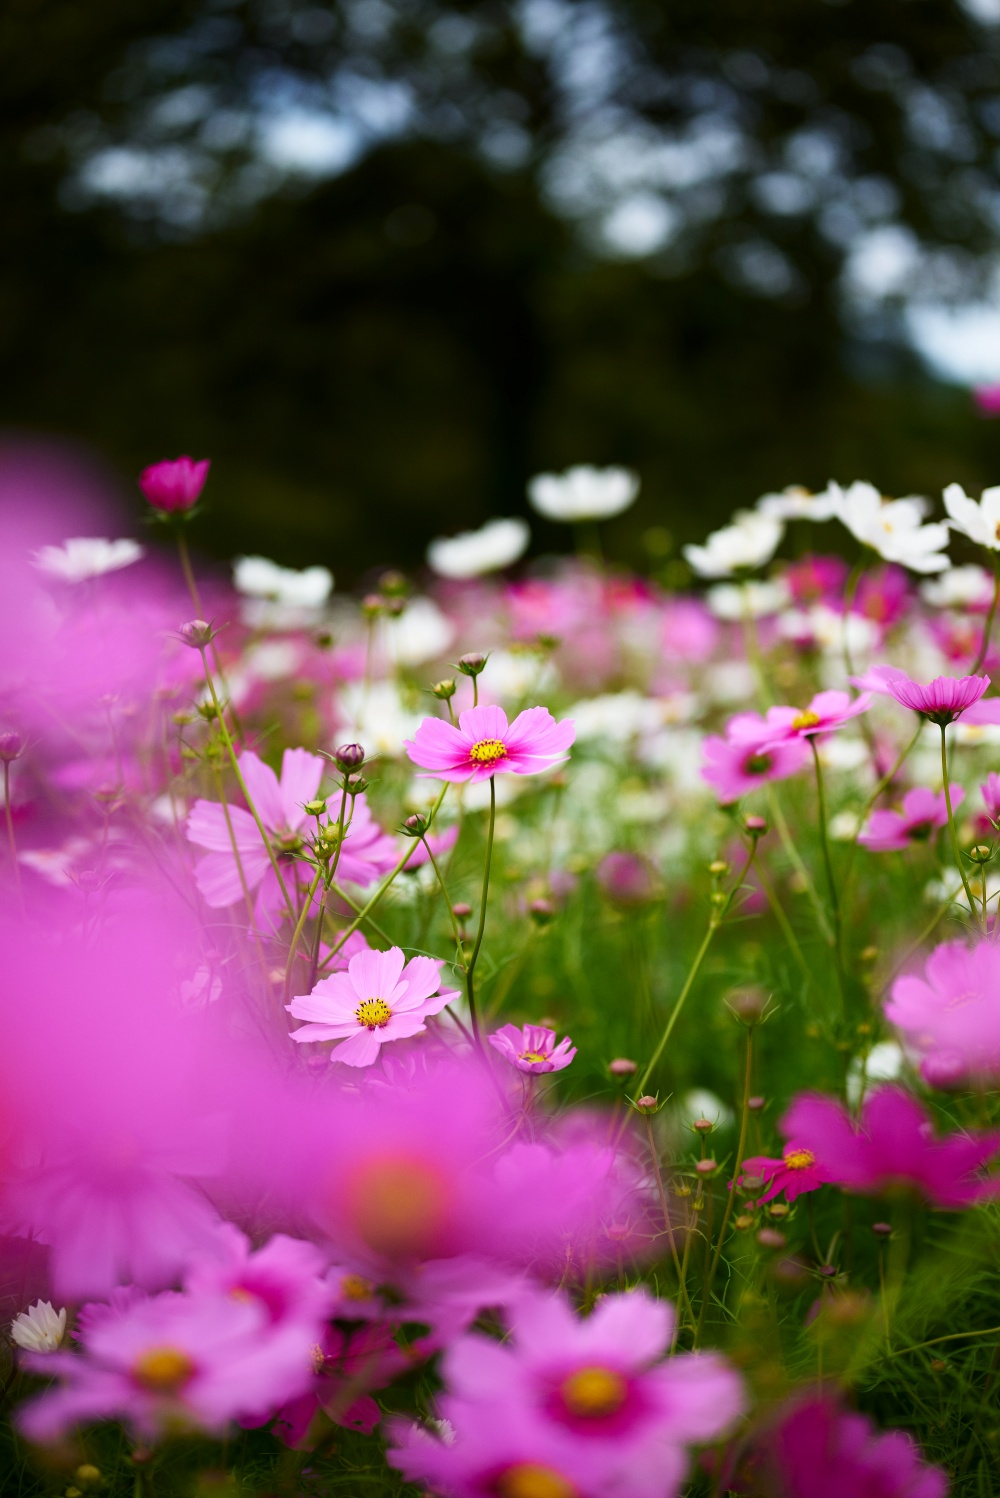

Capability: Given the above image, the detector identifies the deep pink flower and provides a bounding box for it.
[784,555,849,606]
[138,456,210,513]
[887,939,1000,1087]
[701,717,811,803]
[857,785,963,852]
[18,1287,315,1443]
[186,749,396,919]
[974,383,1000,417]
[737,1142,834,1204]
[405,704,575,783]
[882,669,990,725]
[489,1024,576,1075]
[982,772,1000,826]
[781,1086,1000,1209]
[287,946,458,1067]
[254,1321,408,1448]
[854,565,911,627]
[184,1225,331,1333]
[737,1393,948,1498]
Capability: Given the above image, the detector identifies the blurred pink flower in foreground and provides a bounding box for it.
[974,383,1000,417]
[405,704,575,783]
[753,1393,947,1498]
[882,669,989,725]
[287,946,458,1066]
[857,785,963,852]
[750,689,872,745]
[139,456,211,513]
[887,940,1000,1088]
[489,1023,576,1075]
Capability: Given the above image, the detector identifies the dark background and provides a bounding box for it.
[5,0,1000,580]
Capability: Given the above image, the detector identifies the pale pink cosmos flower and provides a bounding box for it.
[138,456,211,513]
[857,785,964,852]
[887,940,1000,1087]
[17,1286,316,1443]
[184,1225,331,1333]
[405,704,575,782]
[489,1023,577,1075]
[186,749,396,919]
[882,670,990,725]
[287,946,459,1066]
[749,689,873,746]
[982,772,1000,826]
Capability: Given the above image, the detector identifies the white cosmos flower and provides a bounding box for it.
[683,511,784,579]
[383,597,455,667]
[11,1301,66,1353]
[942,482,1000,552]
[32,537,143,582]
[527,465,639,522]
[920,564,995,609]
[337,681,424,756]
[706,578,790,620]
[829,481,949,573]
[233,555,333,607]
[426,518,529,578]
[756,484,839,522]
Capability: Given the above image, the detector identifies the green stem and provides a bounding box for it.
[940,724,978,926]
[697,1025,754,1343]
[810,738,846,1011]
[879,882,964,992]
[420,834,465,957]
[283,866,325,1004]
[767,787,834,944]
[972,554,1000,675]
[464,776,496,1049]
[753,857,813,992]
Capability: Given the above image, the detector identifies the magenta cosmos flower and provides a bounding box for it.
[700,712,811,804]
[887,939,1000,1087]
[883,669,990,725]
[287,945,459,1066]
[405,704,575,782]
[184,1225,331,1335]
[744,1393,947,1498]
[782,1085,1000,1209]
[18,1287,315,1443]
[737,1140,834,1205]
[751,689,873,746]
[857,785,964,852]
[982,772,1000,827]
[489,1024,576,1075]
[187,748,396,918]
[138,456,210,513]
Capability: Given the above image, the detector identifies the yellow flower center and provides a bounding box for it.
[132,1346,195,1394]
[791,709,821,730]
[346,1156,448,1257]
[469,738,508,764]
[560,1365,628,1418]
[310,1342,326,1373]
[340,1273,374,1301]
[496,1464,577,1498]
[356,998,392,1030]
[783,1148,816,1170]
[519,1050,548,1064]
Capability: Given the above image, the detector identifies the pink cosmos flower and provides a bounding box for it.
[138,456,210,513]
[700,715,811,803]
[982,772,1000,826]
[250,1321,408,1448]
[18,1287,315,1443]
[785,555,849,606]
[975,382,1000,417]
[748,689,873,746]
[781,1086,1000,1209]
[737,1141,834,1204]
[882,670,990,725]
[887,940,1000,1087]
[735,1393,948,1498]
[184,1225,331,1334]
[489,1024,577,1075]
[857,785,964,852]
[287,945,459,1066]
[186,749,396,919]
[405,704,575,783]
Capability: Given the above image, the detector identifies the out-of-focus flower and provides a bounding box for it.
[32,537,143,582]
[401,823,460,871]
[11,1302,66,1353]
[427,519,530,579]
[745,1392,948,1498]
[489,1024,576,1075]
[18,1288,315,1443]
[383,597,455,665]
[264,1320,408,1448]
[185,1225,331,1334]
[700,712,811,804]
[983,772,1000,826]
[233,556,333,608]
[921,564,995,610]
[857,786,962,852]
[974,383,1000,417]
[783,553,849,604]
[737,1144,832,1205]
[288,946,458,1067]
[138,456,210,513]
[338,680,426,757]
[943,481,1000,551]
[882,669,989,725]
[528,465,639,522]
[829,482,950,573]
[756,484,839,522]
[750,690,872,746]
[683,511,783,579]
[705,578,790,619]
[780,1086,1000,1209]
[405,704,574,783]
[595,851,660,904]
[887,940,1000,1087]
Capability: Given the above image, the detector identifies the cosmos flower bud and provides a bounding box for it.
[379,570,408,598]
[334,743,366,772]
[726,986,769,1027]
[634,1095,659,1113]
[970,844,992,864]
[734,1214,755,1230]
[432,678,456,700]
[139,456,210,514]
[748,1095,766,1111]
[872,1222,893,1238]
[303,799,327,818]
[452,902,472,920]
[528,898,555,926]
[360,594,383,619]
[402,813,429,838]
[457,652,488,677]
[757,1228,786,1249]
[691,1117,714,1134]
[608,1057,637,1077]
[695,1157,717,1175]
[178,619,216,649]
[0,730,23,763]
[744,814,767,837]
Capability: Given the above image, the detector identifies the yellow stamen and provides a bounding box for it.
[791,710,821,730]
[519,1051,548,1064]
[132,1346,195,1394]
[560,1365,628,1418]
[469,738,508,764]
[340,1274,374,1301]
[356,998,392,1030]
[497,1464,577,1498]
[783,1148,816,1170]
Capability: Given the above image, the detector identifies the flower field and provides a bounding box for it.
[5,457,1000,1496]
